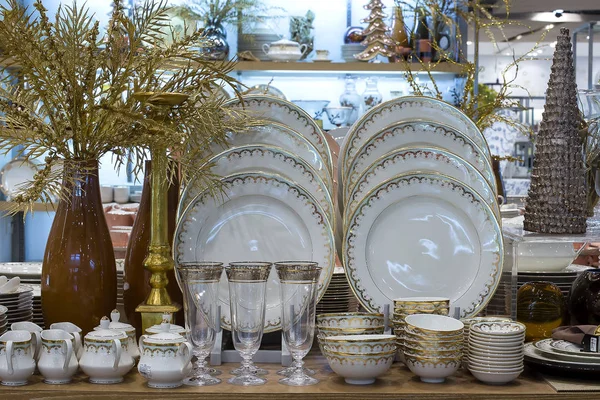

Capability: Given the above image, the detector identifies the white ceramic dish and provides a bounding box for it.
[548,339,600,358]
[320,335,396,354]
[469,336,524,346]
[469,354,524,364]
[533,339,600,363]
[179,144,335,223]
[513,242,581,272]
[404,355,461,383]
[469,368,523,385]
[404,314,464,334]
[174,172,335,333]
[344,146,499,221]
[0,158,39,199]
[343,173,502,318]
[339,96,491,184]
[316,313,384,329]
[224,95,333,173]
[324,351,395,385]
[470,321,526,336]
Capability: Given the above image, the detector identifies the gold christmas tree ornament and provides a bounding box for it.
[524,27,587,234]
[355,0,395,61]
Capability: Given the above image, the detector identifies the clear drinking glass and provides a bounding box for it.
[226,262,272,386]
[178,262,223,386]
[275,261,321,386]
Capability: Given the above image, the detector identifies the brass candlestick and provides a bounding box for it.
[134,92,189,333]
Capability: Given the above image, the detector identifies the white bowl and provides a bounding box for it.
[469,354,523,365]
[461,317,512,327]
[324,351,395,385]
[317,326,385,337]
[468,341,523,352]
[404,330,464,343]
[468,347,524,358]
[469,368,523,385]
[470,322,526,336]
[404,355,461,383]
[404,348,463,359]
[468,333,524,345]
[511,241,581,272]
[320,335,396,354]
[404,315,464,336]
[317,313,384,329]
[468,362,524,372]
[403,338,463,352]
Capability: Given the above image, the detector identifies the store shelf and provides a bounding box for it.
[0,201,55,213]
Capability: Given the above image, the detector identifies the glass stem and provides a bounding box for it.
[291,354,304,377]
[193,349,207,377]
[241,353,253,373]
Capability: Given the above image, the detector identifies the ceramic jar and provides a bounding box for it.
[262,39,308,62]
[138,321,193,388]
[0,330,36,386]
[517,281,565,342]
[38,329,78,384]
[94,309,139,360]
[79,317,135,384]
[568,269,600,324]
[49,322,83,359]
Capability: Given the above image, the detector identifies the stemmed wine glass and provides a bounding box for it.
[275,261,321,386]
[226,261,272,386]
[178,262,223,386]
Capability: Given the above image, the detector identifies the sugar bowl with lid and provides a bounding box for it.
[138,319,193,388]
[262,39,308,62]
[79,316,135,384]
[94,309,139,360]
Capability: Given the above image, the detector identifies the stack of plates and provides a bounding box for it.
[338,96,503,319]
[461,316,512,364]
[116,259,125,319]
[317,269,359,315]
[0,285,33,325]
[526,338,600,375]
[0,305,7,334]
[31,285,43,327]
[238,33,281,61]
[341,44,366,63]
[174,94,336,333]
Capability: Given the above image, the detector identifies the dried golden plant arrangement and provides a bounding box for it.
[0,0,256,213]
[395,0,540,141]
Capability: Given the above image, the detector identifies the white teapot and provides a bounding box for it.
[138,320,193,388]
[262,39,307,62]
[79,316,134,384]
[94,309,139,360]
[0,330,36,386]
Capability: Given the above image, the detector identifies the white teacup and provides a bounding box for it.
[0,330,36,386]
[38,329,78,384]
[10,322,42,361]
[315,49,330,60]
[49,322,83,359]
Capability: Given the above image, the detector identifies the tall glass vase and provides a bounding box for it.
[42,160,117,334]
[123,160,182,339]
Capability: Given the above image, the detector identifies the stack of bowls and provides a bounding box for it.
[461,316,512,365]
[392,297,450,359]
[467,321,525,385]
[320,334,396,385]
[316,312,384,340]
[403,314,464,383]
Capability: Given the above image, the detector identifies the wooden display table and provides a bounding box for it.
[0,355,596,399]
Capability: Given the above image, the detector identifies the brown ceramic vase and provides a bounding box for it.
[42,160,117,334]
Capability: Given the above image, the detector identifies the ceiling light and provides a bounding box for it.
[545,24,555,30]
[516,35,523,40]
[466,41,473,45]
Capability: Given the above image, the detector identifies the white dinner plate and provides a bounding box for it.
[534,339,600,363]
[339,96,491,183]
[174,172,335,332]
[343,120,495,207]
[224,95,333,173]
[210,123,333,191]
[0,158,40,199]
[0,262,42,277]
[344,146,500,223]
[179,145,335,225]
[343,173,502,318]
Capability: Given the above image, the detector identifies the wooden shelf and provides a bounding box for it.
[0,201,55,213]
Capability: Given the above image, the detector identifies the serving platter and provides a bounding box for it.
[179,144,335,224]
[343,120,495,204]
[344,146,500,223]
[224,95,333,173]
[339,96,491,183]
[175,172,335,333]
[343,173,502,318]
[534,339,600,362]
[525,342,600,374]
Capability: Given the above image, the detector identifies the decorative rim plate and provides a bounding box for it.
[210,122,333,193]
[178,144,335,226]
[343,120,495,205]
[343,173,502,318]
[339,96,491,183]
[243,84,287,100]
[0,158,40,198]
[344,146,499,223]
[174,172,335,332]
[548,340,600,358]
[534,339,600,363]
[224,95,333,173]
[526,342,600,370]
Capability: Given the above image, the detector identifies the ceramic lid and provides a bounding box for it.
[270,39,300,48]
[146,322,187,335]
[93,309,134,333]
[143,320,186,345]
[86,316,127,340]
